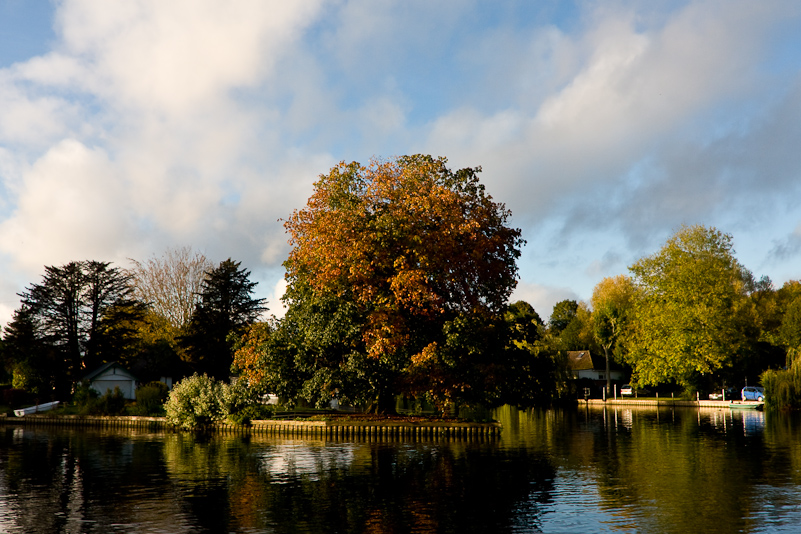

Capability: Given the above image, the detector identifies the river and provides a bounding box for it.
[0,406,799,533]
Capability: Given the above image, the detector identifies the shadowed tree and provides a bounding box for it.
[9,261,141,394]
[181,259,267,380]
[549,299,578,334]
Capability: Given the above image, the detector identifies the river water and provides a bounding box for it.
[0,406,799,533]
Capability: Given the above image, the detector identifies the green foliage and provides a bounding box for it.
[558,303,596,352]
[133,381,170,415]
[624,225,754,387]
[19,261,141,383]
[73,383,127,415]
[549,300,578,333]
[778,297,801,364]
[98,387,127,415]
[165,373,227,429]
[164,374,261,429]
[227,404,277,426]
[762,359,801,411]
[3,307,58,396]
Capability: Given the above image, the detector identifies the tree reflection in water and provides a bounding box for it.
[1,408,800,533]
[495,405,801,533]
[0,427,555,533]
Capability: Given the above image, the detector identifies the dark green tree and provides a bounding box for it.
[12,261,141,392]
[1,306,59,395]
[549,299,578,333]
[181,259,267,380]
[497,301,569,405]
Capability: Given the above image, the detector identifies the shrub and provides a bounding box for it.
[98,387,127,415]
[134,381,170,416]
[72,383,127,415]
[228,403,276,426]
[73,382,100,414]
[165,374,227,429]
[165,374,267,429]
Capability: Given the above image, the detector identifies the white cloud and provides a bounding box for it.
[426,0,796,224]
[0,139,135,270]
[51,0,323,115]
[0,0,800,331]
[269,277,288,319]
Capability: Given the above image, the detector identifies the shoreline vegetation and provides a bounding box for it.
[6,163,801,422]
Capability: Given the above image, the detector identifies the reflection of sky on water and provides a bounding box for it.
[257,442,356,483]
[737,410,765,435]
[703,408,765,435]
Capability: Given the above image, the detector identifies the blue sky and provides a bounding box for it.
[1,0,800,325]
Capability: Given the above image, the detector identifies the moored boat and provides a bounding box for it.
[729,401,763,410]
[13,401,60,417]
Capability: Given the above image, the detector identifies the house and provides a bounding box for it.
[83,362,138,400]
[567,350,625,383]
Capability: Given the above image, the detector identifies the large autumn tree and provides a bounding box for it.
[624,225,756,389]
[237,155,524,411]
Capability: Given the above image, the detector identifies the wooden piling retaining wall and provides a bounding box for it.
[0,414,501,440]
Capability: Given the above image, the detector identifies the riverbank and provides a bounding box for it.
[582,399,764,409]
[0,413,502,438]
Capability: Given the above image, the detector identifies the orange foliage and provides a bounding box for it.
[232,322,271,385]
[283,155,523,384]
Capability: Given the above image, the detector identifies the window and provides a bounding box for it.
[599,374,605,380]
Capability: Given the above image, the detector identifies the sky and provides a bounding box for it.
[1,0,800,327]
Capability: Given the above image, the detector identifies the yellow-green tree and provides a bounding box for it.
[590,275,637,394]
[624,225,754,388]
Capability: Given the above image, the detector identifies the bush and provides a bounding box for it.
[227,403,276,426]
[165,374,227,429]
[165,374,266,429]
[98,387,127,415]
[73,382,100,414]
[134,381,170,416]
[72,383,127,415]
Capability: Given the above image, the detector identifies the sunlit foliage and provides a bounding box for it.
[243,155,526,410]
[624,225,755,387]
[591,275,637,392]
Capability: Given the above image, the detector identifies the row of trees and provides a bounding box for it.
[229,156,800,411]
[1,253,265,398]
[5,154,798,412]
[544,225,801,400]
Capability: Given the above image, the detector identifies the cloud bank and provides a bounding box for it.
[0,0,800,325]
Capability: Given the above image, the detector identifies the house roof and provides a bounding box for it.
[567,350,624,372]
[82,362,136,382]
[567,350,606,371]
